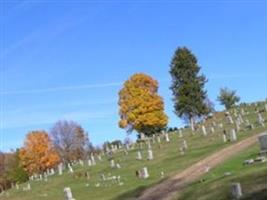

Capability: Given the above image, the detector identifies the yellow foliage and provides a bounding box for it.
[118,73,168,135]
[19,130,60,175]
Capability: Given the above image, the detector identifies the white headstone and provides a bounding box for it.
[27,183,31,190]
[68,165,73,173]
[110,159,115,168]
[157,136,161,143]
[178,129,183,138]
[147,149,154,160]
[140,133,146,140]
[88,159,92,167]
[136,151,142,160]
[147,141,151,149]
[64,187,75,200]
[257,113,265,127]
[79,160,84,166]
[230,129,237,142]
[50,168,55,175]
[236,121,240,132]
[210,127,215,134]
[182,140,188,149]
[58,163,63,175]
[202,126,207,136]
[44,174,48,182]
[142,167,149,179]
[91,155,96,165]
[116,163,121,169]
[165,134,170,142]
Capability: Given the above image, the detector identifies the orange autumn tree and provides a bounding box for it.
[118,73,168,137]
[19,130,60,175]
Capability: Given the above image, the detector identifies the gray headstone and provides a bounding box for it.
[258,133,267,153]
[230,183,242,199]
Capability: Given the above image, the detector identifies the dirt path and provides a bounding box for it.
[138,132,265,200]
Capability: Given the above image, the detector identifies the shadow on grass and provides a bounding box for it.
[243,188,267,200]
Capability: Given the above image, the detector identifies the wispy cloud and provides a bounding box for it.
[0,82,122,95]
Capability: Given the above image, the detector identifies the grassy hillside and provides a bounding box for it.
[1,101,267,200]
[179,144,267,200]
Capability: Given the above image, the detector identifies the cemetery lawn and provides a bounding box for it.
[1,102,267,200]
[179,144,267,200]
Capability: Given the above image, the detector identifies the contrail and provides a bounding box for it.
[0,82,123,95]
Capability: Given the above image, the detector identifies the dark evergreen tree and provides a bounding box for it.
[170,47,209,131]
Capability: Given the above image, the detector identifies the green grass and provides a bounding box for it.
[1,102,267,200]
[179,144,267,200]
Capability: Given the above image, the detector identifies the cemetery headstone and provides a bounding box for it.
[258,133,267,154]
[230,183,242,199]
[230,129,237,142]
[165,134,170,142]
[64,187,75,200]
[116,163,121,169]
[257,113,265,127]
[182,140,188,149]
[58,163,63,175]
[110,159,115,168]
[68,165,73,173]
[210,127,215,134]
[142,167,149,179]
[88,159,92,167]
[147,149,154,160]
[178,129,183,138]
[202,126,207,136]
[136,151,142,160]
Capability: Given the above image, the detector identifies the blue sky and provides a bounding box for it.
[1,0,267,152]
